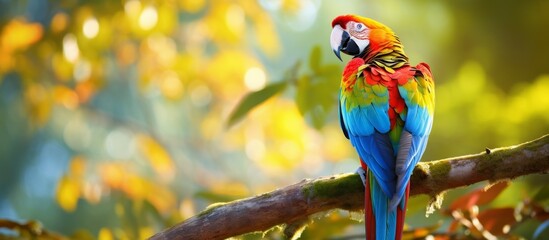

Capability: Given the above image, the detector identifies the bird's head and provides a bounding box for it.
[330,15,396,61]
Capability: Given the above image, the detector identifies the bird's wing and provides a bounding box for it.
[390,62,435,209]
[339,62,396,198]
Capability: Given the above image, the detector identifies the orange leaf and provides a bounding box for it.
[477,207,516,236]
[99,163,126,189]
[53,86,79,109]
[402,222,442,239]
[448,220,460,233]
[449,181,509,211]
[69,156,87,178]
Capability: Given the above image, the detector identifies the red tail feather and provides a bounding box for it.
[364,171,376,240]
[361,160,375,240]
[395,182,411,240]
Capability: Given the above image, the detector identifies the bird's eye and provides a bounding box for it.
[356,23,364,31]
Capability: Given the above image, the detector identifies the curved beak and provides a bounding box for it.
[330,24,366,60]
[330,25,345,61]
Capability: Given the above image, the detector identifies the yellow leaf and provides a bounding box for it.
[204,2,244,44]
[139,227,154,240]
[204,50,261,99]
[146,183,176,215]
[239,99,309,174]
[210,181,250,199]
[155,3,178,34]
[56,176,80,212]
[123,174,148,199]
[262,150,299,172]
[137,134,175,182]
[0,18,43,52]
[98,228,114,240]
[281,0,302,12]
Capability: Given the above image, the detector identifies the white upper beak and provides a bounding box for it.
[330,25,344,60]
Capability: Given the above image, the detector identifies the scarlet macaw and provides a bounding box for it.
[330,15,435,240]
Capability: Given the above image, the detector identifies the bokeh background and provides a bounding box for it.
[1,0,549,239]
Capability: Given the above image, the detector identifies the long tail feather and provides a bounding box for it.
[395,182,410,240]
[364,166,404,240]
[362,163,376,240]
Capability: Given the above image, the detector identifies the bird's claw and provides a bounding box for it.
[356,167,367,187]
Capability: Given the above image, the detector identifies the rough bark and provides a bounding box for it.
[150,134,549,240]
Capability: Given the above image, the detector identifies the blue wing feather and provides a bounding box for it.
[351,134,395,197]
[341,101,396,198]
[366,103,390,133]
[390,68,435,209]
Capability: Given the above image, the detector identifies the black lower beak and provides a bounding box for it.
[340,31,360,56]
[333,48,342,61]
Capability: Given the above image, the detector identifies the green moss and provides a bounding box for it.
[474,144,523,181]
[257,192,273,199]
[474,151,500,181]
[197,202,228,217]
[472,134,548,182]
[429,160,451,183]
[410,161,450,196]
[302,173,363,199]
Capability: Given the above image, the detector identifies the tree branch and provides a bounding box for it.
[150,134,549,240]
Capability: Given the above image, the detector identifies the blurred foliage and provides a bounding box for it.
[228,45,340,129]
[0,0,548,239]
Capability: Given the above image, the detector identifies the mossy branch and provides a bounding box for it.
[150,135,549,240]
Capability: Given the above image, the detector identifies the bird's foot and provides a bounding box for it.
[355,167,367,187]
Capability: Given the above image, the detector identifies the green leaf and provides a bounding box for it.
[226,81,288,128]
[295,75,311,116]
[317,64,341,78]
[295,74,338,130]
[532,185,549,202]
[309,105,328,129]
[309,45,322,72]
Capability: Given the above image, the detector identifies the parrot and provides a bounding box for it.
[330,15,435,240]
